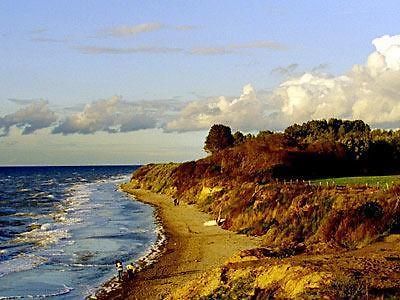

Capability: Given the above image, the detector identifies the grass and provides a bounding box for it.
[311,175,400,187]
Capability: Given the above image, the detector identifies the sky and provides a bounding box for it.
[1,1,400,165]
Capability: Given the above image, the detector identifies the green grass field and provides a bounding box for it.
[311,175,400,187]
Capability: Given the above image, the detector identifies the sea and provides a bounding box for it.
[0,166,161,299]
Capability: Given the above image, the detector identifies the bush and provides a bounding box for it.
[361,201,383,219]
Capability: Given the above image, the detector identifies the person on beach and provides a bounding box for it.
[126,262,136,280]
[115,260,123,281]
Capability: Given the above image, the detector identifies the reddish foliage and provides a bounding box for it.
[131,131,400,251]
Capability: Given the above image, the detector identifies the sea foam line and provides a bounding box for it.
[92,192,167,298]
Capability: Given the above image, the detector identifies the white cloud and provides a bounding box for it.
[189,40,286,56]
[100,23,164,38]
[5,34,400,136]
[77,46,183,55]
[52,96,182,135]
[96,22,196,38]
[0,100,57,136]
[272,34,400,128]
[79,39,283,56]
[189,47,234,55]
[165,84,269,132]
[168,34,400,131]
[371,35,400,71]
[229,40,286,51]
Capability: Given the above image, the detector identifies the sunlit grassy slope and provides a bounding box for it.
[312,175,400,186]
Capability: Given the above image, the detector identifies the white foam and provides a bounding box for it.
[93,175,130,186]
[0,254,47,278]
[40,179,55,186]
[94,202,167,297]
[30,192,47,199]
[13,227,71,247]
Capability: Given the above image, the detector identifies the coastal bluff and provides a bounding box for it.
[123,161,400,299]
[122,120,400,298]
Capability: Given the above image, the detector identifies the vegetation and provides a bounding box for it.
[127,118,400,298]
[283,118,400,176]
[312,175,400,187]
[203,124,234,154]
[129,119,400,251]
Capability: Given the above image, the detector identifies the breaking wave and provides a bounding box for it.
[0,166,157,299]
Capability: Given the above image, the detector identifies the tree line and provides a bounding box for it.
[204,119,400,178]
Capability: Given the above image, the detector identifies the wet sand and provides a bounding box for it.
[95,188,259,300]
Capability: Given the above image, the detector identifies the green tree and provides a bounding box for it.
[233,131,245,146]
[257,130,273,139]
[204,124,234,154]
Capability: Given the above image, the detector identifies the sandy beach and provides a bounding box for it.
[95,188,260,299]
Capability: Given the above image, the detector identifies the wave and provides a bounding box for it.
[0,254,47,278]
[40,179,55,186]
[1,167,151,298]
[94,204,167,297]
[6,182,93,249]
[12,225,71,247]
[56,262,113,268]
[134,215,167,269]
[28,192,47,199]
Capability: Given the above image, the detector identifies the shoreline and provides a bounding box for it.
[94,187,260,300]
[90,190,167,300]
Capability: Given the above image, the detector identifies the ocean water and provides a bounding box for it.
[0,166,159,299]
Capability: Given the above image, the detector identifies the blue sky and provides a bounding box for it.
[1,1,400,165]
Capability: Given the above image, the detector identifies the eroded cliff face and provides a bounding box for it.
[125,144,400,298]
[128,162,400,252]
[170,234,400,299]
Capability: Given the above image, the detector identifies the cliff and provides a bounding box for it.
[126,121,400,298]
[129,163,399,252]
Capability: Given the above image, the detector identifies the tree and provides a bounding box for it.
[257,130,273,139]
[204,124,234,154]
[233,131,245,146]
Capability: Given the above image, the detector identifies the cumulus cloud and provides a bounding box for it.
[165,84,270,132]
[5,34,400,136]
[0,100,57,136]
[52,96,182,135]
[271,34,400,128]
[168,34,400,131]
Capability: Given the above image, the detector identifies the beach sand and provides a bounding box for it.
[95,188,260,300]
